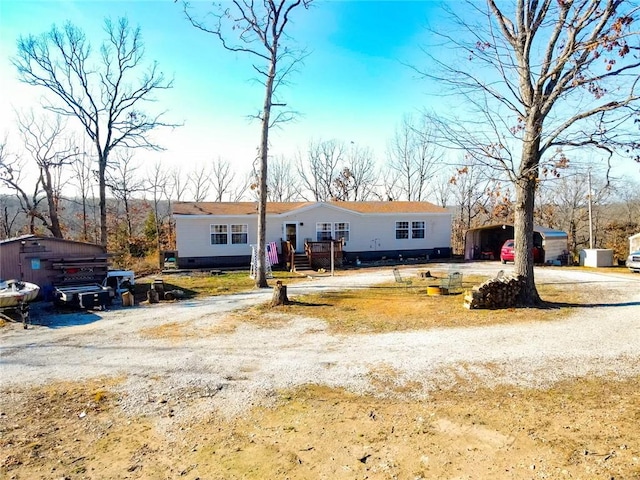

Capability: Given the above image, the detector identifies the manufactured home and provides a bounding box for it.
[172,201,452,269]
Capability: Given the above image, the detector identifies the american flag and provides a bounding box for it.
[267,241,279,265]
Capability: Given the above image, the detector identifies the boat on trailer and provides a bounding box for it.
[0,279,40,328]
[0,279,40,307]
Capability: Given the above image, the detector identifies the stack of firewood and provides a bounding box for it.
[464,275,525,309]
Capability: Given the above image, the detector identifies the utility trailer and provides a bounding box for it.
[53,284,112,310]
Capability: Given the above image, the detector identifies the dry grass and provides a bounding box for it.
[135,270,304,298]
[4,375,639,479]
[562,265,635,275]
[229,272,588,334]
[139,321,192,341]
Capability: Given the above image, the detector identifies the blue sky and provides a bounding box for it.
[0,0,446,177]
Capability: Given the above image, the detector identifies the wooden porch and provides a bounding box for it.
[281,240,343,272]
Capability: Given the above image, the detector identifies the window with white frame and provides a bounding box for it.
[412,221,425,239]
[316,222,332,241]
[334,222,350,242]
[231,224,248,244]
[395,221,409,239]
[210,224,228,245]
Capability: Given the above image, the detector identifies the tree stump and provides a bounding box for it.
[271,280,289,306]
[147,287,159,304]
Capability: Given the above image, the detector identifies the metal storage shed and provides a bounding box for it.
[0,235,108,298]
[464,224,569,264]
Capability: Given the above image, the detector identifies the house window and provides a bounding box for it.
[231,224,248,244]
[210,224,228,245]
[395,221,409,239]
[316,222,332,241]
[334,222,350,242]
[412,221,425,239]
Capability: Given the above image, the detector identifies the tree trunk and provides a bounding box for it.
[270,280,289,306]
[514,125,542,306]
[41,169,63,238]
[99,156,108,248]
[98,144,109,248]
[255,52,277,289]
[81,191,88,241]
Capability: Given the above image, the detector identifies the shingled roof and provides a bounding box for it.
[172,201,448,216]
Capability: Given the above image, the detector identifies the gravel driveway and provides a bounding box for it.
[1,264,639,418]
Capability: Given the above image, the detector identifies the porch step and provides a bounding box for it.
[293,254,312,272]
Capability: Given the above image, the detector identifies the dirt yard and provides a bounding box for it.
[1,263,640,479]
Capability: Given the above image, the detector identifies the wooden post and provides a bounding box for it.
[330,240,335,276]
[271,280,289,306]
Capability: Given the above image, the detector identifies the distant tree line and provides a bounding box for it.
[2,120,639,267]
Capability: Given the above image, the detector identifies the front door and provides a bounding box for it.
[285,223,298,252]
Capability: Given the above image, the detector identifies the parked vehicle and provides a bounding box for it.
[500,239,542,264]
[627,251,640,273]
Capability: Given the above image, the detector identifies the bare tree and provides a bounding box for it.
[601,176,640,259]
[0,142,24,237]
[267,155,301,202]
[170,167,189,203]
[421,1,640,304]
[335,143,378,201]
[431,170,455,208]
[0,195,21,239]
[614,178,640,228]
[539,169,613,259]
[210,157,236,202]
[184,0,313,288]
[16,111,78,238]
[146,160,172,263]
[14,17,176,247]
[377,166,403,202]
[229,171,254,202]
[188,164,212,202]
[388,114,442,201]
[70,145,99,243]
[0,138,47,235]
[297,139,344,201]
[105,150,146,249]
[0,201,20,239]
[448,160,494,255]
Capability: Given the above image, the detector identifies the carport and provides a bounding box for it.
[464,224,568,264]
